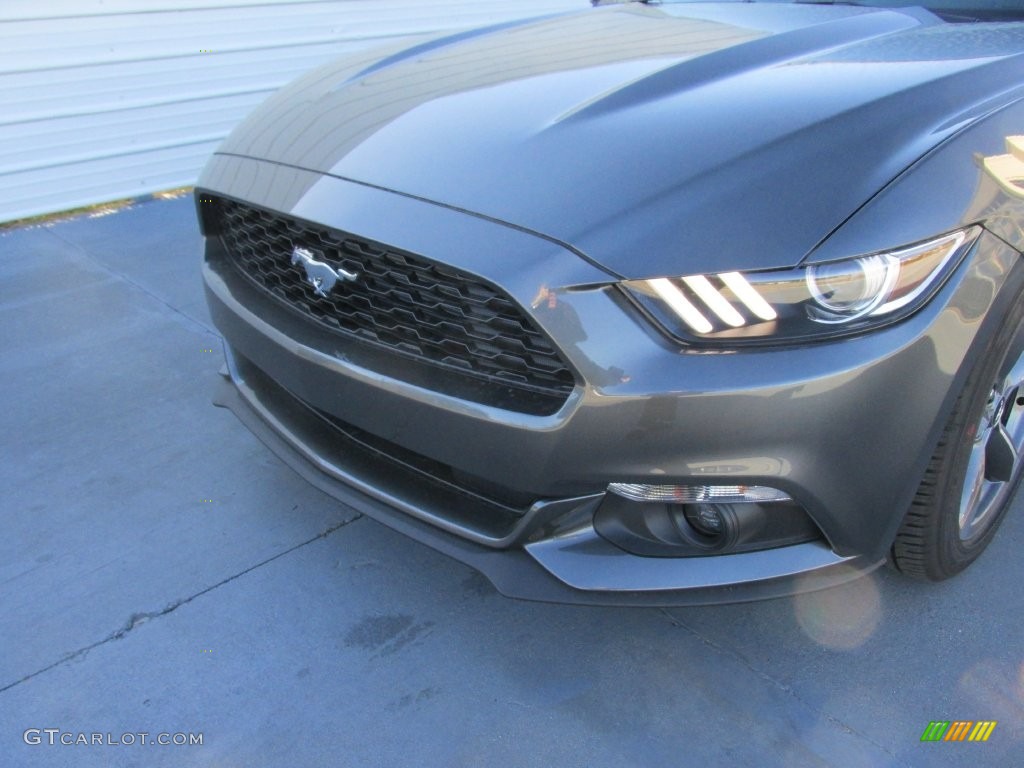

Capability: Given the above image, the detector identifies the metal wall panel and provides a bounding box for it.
[0,0,584,223]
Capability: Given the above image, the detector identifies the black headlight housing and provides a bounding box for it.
[622,227,980,346]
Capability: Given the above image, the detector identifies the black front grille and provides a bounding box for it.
[212,198,575,414]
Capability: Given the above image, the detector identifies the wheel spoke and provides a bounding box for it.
[959,438,986,530]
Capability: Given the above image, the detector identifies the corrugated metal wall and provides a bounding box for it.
[0,0,583,223]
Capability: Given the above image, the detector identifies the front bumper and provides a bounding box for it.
[212,349,872,605]
[199,153,1022,604]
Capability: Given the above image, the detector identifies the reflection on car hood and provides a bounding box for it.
[217,3,1024,279]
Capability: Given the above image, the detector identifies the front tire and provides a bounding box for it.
[892,297,1024,579]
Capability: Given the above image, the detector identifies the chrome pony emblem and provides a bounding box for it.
[290,247,358,297]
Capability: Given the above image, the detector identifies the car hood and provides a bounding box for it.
[217,3,1024,279]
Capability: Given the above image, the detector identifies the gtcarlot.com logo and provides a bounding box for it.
[921,721,997,743]
[23,729,203,747]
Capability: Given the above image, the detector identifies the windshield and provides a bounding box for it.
[659,1,1024,22]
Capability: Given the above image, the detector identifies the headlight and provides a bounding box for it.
[622,227,979,345]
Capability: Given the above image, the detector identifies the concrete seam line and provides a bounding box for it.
[45,223,221,340]
[0,514,362,694]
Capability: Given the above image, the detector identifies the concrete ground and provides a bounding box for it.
[1,195,1022,767]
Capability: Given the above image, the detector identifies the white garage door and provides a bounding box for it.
[0,0,584,223]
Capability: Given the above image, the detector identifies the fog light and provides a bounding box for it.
[684,503,724,536]
[608,483,791,504]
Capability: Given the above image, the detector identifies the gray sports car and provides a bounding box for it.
[197,0,1024,604]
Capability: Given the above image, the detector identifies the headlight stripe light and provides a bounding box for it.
[649,277,714,334]
[624,227,980,345]
[719,271,778,321]
[683,275,746,327]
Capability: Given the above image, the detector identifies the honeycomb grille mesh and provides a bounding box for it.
[214,198,575,413]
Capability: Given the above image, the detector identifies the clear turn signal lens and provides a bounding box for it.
[607,483,792,504]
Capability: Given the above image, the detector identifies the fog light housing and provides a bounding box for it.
[595,484,820,558]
